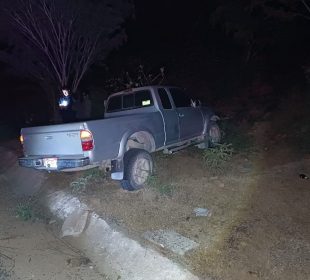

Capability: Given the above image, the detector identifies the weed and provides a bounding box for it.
[82,168,106,181]
[146,174,158,187]
[70,177,88,193]
[203,143,233,171]
[156,184,174,196]
[16,202,33,221]
[70,167,106,193]
[220,120,253,152]
[146,175,174,197]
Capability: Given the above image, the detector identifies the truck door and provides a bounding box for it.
[169,88,204,141]
[157,88,179,145]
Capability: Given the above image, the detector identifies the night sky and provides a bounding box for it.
[1,0,310,129]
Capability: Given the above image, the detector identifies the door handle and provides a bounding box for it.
[178,113,184,118]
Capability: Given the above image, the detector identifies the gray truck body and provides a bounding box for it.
[19,86,217,179]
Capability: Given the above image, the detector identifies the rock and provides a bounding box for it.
[193,208,212,217]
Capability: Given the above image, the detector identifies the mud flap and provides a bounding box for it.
[111,158,124,180]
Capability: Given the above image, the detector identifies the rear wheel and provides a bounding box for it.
[120,149,153,191]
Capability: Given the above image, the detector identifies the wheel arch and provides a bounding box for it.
[117,130,156,159]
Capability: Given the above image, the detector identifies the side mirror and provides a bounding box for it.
[190,99,201,108]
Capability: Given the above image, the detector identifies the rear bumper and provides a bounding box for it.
[18,156,90,171]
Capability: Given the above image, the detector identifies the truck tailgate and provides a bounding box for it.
[22,122,85,156]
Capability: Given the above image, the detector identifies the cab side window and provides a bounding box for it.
[158,88,172,109]
[169,88,192,108]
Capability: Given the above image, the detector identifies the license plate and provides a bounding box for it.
[43,158,58,169]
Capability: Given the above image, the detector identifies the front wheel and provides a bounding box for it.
[197,122,221,149]
[120,149,153,191]
[208,122,221,147]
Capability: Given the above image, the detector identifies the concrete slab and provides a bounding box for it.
[143,229,199,256]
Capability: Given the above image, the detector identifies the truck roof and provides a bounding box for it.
[108,85,179,98]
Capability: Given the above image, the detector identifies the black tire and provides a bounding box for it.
[208,122,221,147]
[120,149,153,191]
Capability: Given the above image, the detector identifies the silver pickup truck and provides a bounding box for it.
[19,86,220,190]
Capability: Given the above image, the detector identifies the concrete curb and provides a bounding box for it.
[47,190,200,280]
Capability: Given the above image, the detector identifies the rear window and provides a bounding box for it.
[107,90,153,112]
[107,95,122,111]
[123,94,135,109]
[135,90,153,107]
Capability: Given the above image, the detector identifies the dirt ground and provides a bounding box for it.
[42,95,310,280]
[0,180,110,280]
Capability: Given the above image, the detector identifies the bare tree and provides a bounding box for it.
[1,0,133,119]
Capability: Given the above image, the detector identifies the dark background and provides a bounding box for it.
[1,0,310,133]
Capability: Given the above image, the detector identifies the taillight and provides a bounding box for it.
[20,134,24,145]
[80,130,94,151]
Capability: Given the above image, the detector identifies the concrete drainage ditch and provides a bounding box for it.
[1,147,200,280]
